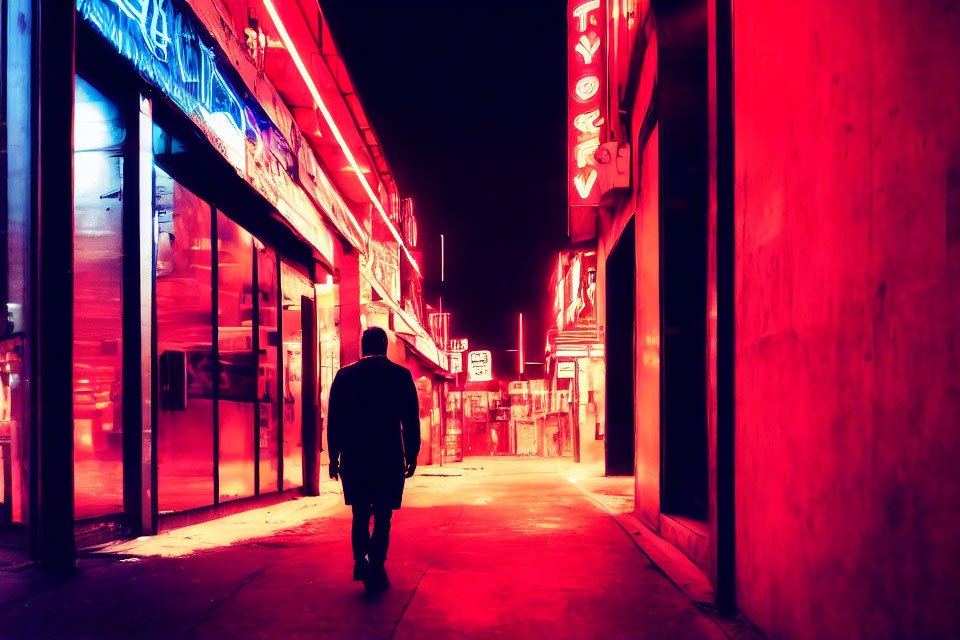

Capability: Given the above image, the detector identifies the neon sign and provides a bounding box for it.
[569,0,605,203]
[568,0,605,241]
[448,338,469,353]
[78,0,249,173]
[468,351,493,382]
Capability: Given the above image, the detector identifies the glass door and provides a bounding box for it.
[280,262,313,490]
[216,212,255,502]
[155,166,215,513]
[256,243,280,494]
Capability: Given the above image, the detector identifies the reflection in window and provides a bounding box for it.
[281,262,313,490]
[257,244,280,494]
[156,166,215,513]
[217,212,255,502]
[316,270,339,458]
[73,76,125,519]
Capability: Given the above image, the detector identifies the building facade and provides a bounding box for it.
[566,0,960,637]
[0,0,447,567]
[545,250,604,464]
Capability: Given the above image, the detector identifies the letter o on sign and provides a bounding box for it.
[574,75,600,102]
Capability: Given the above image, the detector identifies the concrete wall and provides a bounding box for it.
[634,126,661,530]
[733,2,960,638]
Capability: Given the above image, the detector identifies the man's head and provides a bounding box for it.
[361,327,389,357]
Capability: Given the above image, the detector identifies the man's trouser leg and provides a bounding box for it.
[369,506,393,566]
[351,504,372,561]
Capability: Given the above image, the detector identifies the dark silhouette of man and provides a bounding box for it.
[327,327,421,592]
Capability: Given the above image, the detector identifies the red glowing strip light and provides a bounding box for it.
[261,0,422,277]
[519,312,524,376]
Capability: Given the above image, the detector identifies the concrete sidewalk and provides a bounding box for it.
[0,457,736,639]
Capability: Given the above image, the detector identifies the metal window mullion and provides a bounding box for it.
[252,243,260,496]
[276,253,283,492]
[211,204,219,505]
[136,93,156,535]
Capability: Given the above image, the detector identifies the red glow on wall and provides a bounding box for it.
[568,0,606,241]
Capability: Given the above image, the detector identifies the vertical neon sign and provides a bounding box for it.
[568,0,605,242]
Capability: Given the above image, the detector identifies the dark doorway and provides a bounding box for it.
[658,31,709,521]
[605,218,636,476]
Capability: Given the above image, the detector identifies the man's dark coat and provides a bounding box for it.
[327,355,421,510]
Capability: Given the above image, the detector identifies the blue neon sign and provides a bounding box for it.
[78,0,255,170]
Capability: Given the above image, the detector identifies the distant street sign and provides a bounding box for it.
[449,352,463,374]
[557,361,576,379]
[467,350,492,381]
[448,338,469,353]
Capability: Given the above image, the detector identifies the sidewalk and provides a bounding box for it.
[0,456,734,639]
[551,457,765,640]
[1,457,763,639]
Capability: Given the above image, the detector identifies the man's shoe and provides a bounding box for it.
[353,558,369,582]
[364,563,389,592]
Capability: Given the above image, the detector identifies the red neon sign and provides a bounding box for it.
[568,0,605,207]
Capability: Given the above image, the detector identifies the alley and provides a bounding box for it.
[0,459,726,640]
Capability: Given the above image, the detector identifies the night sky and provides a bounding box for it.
[319,1,568,379]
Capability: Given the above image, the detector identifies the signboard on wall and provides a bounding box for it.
[557,361,576,379]
[77,0,342,268]
[567,0,606,242]
[467,350,492,382]
[448,352,463,374]
[448,338,469,353]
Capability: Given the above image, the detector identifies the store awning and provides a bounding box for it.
[396,332,451,376]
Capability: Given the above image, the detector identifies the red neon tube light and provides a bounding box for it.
[261,0,422,277]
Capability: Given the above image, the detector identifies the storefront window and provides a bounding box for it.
[315,271,339,452]
[156,166,214,513]
[280,262,312,490]
[73,76,125,519]
[1,1,31,526]
[257,243,280,494]
[217,212,255,502]
[0,339,25,524]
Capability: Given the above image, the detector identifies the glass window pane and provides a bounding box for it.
[217,212,255,502]
[257,244,280,494]
[316,270,339,460]
[281,262,313,490]
[73,76,125,519]
[156,166,214,513]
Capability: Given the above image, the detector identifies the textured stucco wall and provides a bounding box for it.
[634,126,661,530]
[733,2,960,638]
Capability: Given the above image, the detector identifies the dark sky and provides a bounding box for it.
[319,1,567,379]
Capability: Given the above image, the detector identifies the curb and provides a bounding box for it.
[563,470,766,640]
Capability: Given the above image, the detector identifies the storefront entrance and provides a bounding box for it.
[70,67,326,529]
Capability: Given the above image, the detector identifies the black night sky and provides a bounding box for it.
[319,1,568,378]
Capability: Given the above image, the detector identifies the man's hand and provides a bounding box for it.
[329,461,339,481]
[404,460,417,478]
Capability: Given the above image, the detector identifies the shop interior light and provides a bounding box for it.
[261,0,421,276]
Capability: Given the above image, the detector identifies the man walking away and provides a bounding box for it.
[327,327,421,592]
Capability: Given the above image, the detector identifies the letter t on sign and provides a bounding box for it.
[573,0,601,32]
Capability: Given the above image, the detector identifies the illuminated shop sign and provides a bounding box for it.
[567,0,606,240]
[468,351,492,382]
[448,353,463,375]
[448,338,469,353]
[77,0,345,267]
[78,0,250,172]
